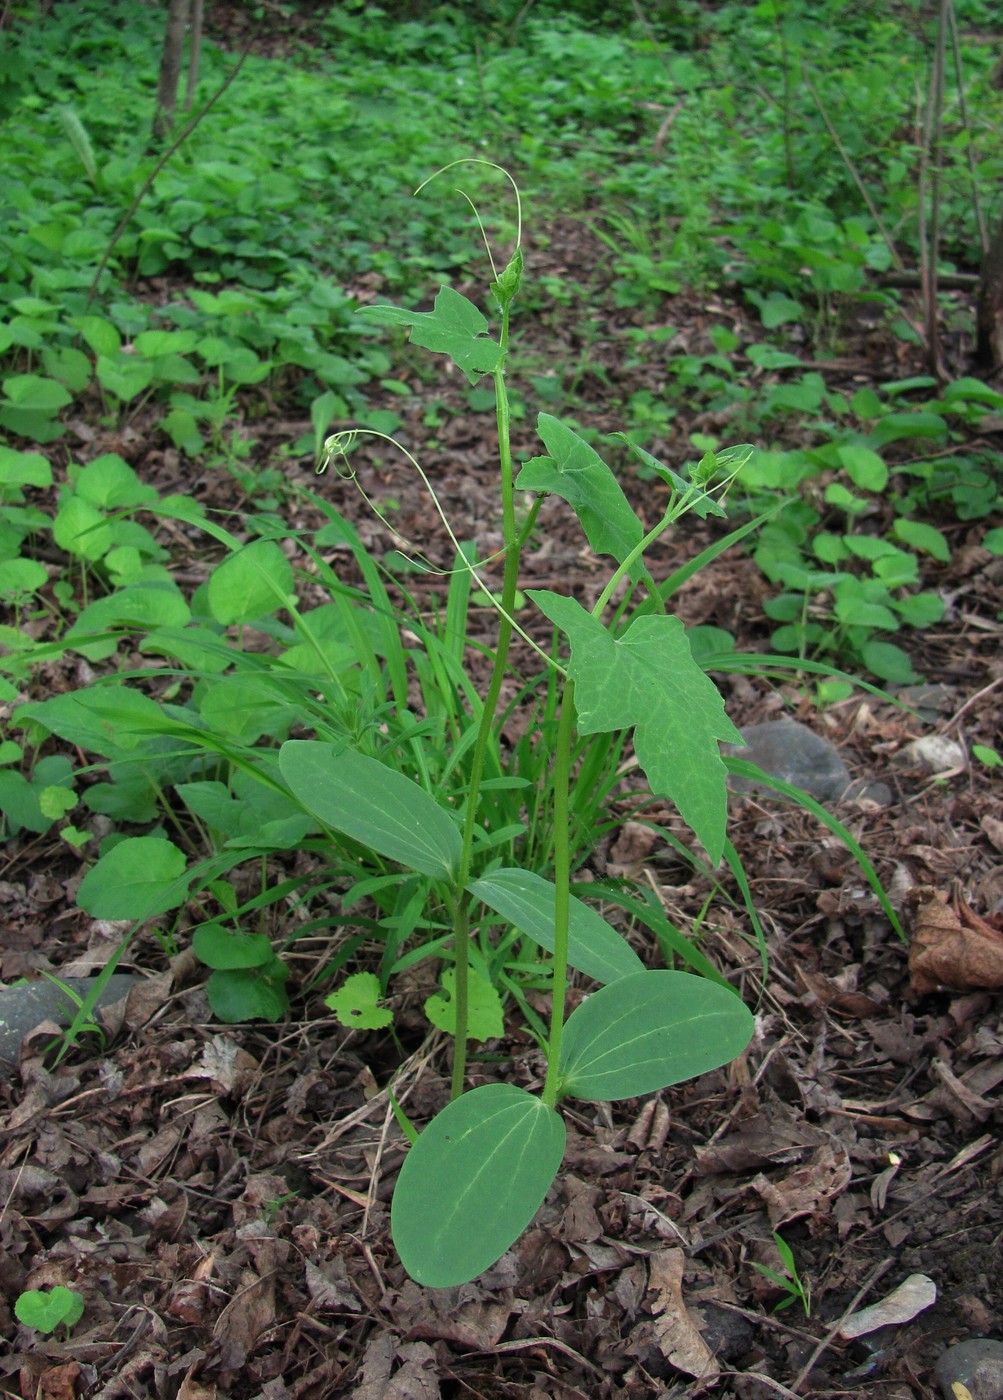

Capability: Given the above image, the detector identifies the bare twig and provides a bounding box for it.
[789,1256,896,1393]
[86,42,251,308]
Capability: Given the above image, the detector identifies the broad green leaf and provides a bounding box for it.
[860,639,917,683]
[984,528,1003,554]
[425,967,504,1041]
[198,674,297,744]
[468,867,643,985]
[18,685,177,754]
[833,596,898,630]
[0,558,48,597]
[193,925,274,970]
[208,539,295,624]
[77,836,189,919]
[96,353,155,402]
[529,592,742,862]
[279,741,462,880]
[360,286,503,386]
[326,971,394,1030]
[517,415,649,581]
[0,446,52,490]
[53,496,111,560]
[1,374,72,412]
[838,444,888,493]
[392,1083,566,1287]
[68,583,191,642]
[75,453,158,509]
[558,970,753,1102]
[0,769,51,833]
[38,785,77,820]
[207,961,289,1022]
[892,518,950,562]
[892,592,943,627]
[71,314,121,358]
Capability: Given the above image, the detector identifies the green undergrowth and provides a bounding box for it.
[0,161,914,1285]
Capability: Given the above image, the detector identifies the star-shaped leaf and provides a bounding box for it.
[529,591,743,862]
[359,286,503,385]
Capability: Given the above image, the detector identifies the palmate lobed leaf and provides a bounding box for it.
[359,286,503,386]
[392,1082,566,1288]
[528,591,742,863]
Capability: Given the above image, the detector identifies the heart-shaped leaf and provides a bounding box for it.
[392,1083,565,1287]
[557,970,753,1102]
[15,1286,84,1334]
[424,966,504,1041]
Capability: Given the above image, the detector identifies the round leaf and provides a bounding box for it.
[558,970,754,1102]
[193,925,275,970]
[77,836,189,919]
[208,539,295,625]
[206,963,289,1023]
[392,1083,565,1287]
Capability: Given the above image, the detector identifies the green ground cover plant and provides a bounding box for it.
[2,164,908,1285]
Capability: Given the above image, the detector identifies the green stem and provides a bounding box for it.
[449,897,470,1100]
[591,504,678,621]
[450,303,521,1096]
[542,678,576,1109]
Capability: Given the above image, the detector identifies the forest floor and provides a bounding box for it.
[2,206,1003,1400]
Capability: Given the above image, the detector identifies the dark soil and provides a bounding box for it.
[2,202,1003,1399]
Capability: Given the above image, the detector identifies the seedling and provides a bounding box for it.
[751,1232,812,1317]
[15,1286,84,1336]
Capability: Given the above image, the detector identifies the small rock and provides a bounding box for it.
[894,735,966,775]
[934,1338,1003,1400]
[0,975,141,1081]
[892,683,955,723]
[839,778,894,808]
[724,718,850,801]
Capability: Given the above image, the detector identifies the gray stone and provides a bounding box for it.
[724,718,851,801]
[892,682,955,724]
[0,975,141,1080]
[934,1338,1003,1400]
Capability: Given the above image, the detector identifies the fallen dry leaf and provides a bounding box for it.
[839,1273,937,1339]
[36,1363,81,1400]
[646,1248,715,1378]
[908,887,1003,994]
[751,1137,852,1228]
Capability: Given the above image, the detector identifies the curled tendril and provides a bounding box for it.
[317,431,360,478]
[311,425,560,670]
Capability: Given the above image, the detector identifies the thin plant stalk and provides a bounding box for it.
[541,680,576,1108]
[451,297,521,1094]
